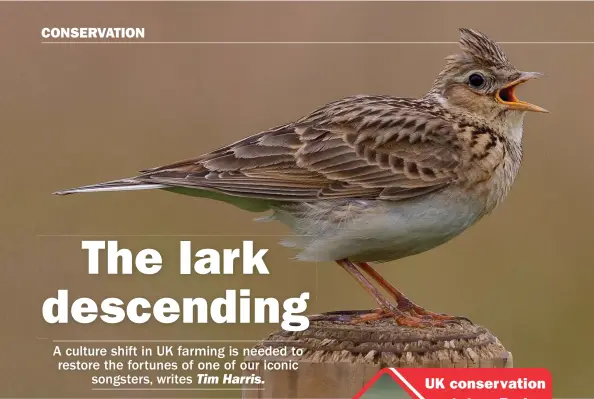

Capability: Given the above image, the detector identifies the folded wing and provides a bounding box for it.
[137,95,466,202]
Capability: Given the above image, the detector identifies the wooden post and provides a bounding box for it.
[243,314,512,398]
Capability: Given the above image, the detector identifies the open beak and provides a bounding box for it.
[496,71,548,113]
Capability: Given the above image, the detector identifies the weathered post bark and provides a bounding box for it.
[243,316,512,398]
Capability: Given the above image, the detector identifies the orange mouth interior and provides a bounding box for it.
[494,74,548,113]
[497,84,520,103]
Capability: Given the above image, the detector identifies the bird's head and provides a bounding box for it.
[428,28,547,122]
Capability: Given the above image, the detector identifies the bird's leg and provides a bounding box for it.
[355,261,471,324]
[334,259,449,327]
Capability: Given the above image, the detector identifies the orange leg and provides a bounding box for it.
[355,261,471,323]
[330,259,454,327]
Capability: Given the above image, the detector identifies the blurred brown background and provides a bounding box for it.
[1,1,593,398]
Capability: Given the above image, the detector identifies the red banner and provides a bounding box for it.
[354,368,552,399]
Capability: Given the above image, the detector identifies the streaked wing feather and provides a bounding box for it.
[137,95,466,201]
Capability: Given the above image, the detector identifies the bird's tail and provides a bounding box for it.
[53,178,167,195]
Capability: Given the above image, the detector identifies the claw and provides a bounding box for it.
[347,309,452,328]
[408,307,473,325]
[456,316,474,325]
[309,308,472,327]
[308,309,380,323]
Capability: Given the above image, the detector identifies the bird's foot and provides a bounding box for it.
[308,307,469,327]
[349,307,463,328]
[350,261,473,326]
[396,298,473,324]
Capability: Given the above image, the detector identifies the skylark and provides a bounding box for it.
[56,29,547,327]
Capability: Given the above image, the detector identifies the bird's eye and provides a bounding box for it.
[468,73,486,89]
